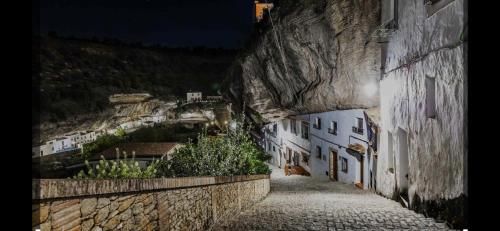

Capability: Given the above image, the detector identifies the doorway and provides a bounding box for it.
[286,147,292,164]
[360,156,364,186]
[398,128,409,190]
[279,151,283,168]
[329,149,338,181]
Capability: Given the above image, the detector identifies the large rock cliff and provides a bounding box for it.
[226,0,381,121]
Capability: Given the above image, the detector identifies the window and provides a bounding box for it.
[302,152,309,166]
[316,146,322,159]
[313,117,321,129]
[381,0,398,29]
[268,141,272,151]
[425,0,455,17]
[322,154,326,161]
[272,124,278,136]
[301,121,309,139]
[291,119,297,135]
[328,121,338,135]
[425,76,436,118]
[352,118,364,135]
[273,146,276,152]
[341,157,348,173]
[40,151,43,156]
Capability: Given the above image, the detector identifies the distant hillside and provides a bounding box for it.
[34,36,237,123]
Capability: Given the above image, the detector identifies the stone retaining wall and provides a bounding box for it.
[32,175,270,231]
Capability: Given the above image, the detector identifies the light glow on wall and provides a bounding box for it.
[363,82,378,98]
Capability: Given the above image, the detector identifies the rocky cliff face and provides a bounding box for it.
[226,0,381,121]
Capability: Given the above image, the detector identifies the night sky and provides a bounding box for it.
[38,0,255,48]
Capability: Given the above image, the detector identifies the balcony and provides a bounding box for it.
[328,128,337,135]
[352,126,364,135]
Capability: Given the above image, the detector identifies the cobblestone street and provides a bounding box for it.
[212,165,452,231]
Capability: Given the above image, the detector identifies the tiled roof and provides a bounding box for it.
[96,142,182,160]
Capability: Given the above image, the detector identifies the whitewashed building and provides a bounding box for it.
[309,109,375,189]
[263,115,311,173]
[186,92,202,102]
[375,0,466,223]
[262,110,378,190]
[206,95,223,101]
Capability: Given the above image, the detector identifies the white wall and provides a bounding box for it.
[309,109,370,188]
[377,0,465,204]
[187,92,202,101]
[263,115,311,172]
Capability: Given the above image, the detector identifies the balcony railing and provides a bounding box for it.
[352,126,364,135]
[328,128,337,135]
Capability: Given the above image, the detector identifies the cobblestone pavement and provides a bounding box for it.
[212,164,452,231]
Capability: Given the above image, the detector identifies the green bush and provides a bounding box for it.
[82,134,123,160]
[158,114,271,177]
[72,155,159,179]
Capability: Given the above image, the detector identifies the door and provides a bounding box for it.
[360,156,364,186]
[329,150,338,181]
[279,151,283,168]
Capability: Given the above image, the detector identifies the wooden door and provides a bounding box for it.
[329,150,338,181]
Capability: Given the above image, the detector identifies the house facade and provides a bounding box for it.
[186,92,202,102]
[376,0,466,226]
[263,115,311,174]
[309,109,374,189]
[263,110,378,189]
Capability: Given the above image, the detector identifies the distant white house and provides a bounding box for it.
[46,137,72,154]
[187,92,202,102]
[206,95,223,101]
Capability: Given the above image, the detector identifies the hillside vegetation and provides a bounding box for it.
[34,36,237,123]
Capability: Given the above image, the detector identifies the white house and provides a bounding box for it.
[206,95,223,101]
[262,110,377,190]
[309,109,374,189]
[186,92,202,102]
[263,114,311,174]
[47,137,72,154]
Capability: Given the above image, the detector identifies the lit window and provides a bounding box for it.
[353,118,364,135]
[313,117,321,129]
[329,121,337,135]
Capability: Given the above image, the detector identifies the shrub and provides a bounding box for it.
[158,114,271,177]
[72,154,159,179]
[82,134,123,160]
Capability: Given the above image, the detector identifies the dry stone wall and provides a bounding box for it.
[32,175,270,231]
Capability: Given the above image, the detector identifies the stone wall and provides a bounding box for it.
[32,175,270,231]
